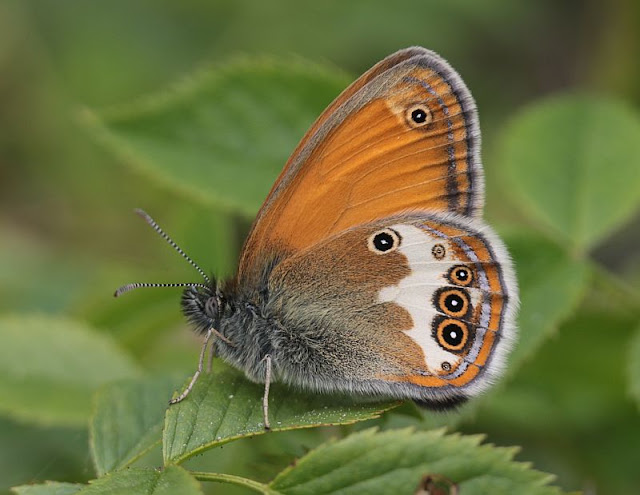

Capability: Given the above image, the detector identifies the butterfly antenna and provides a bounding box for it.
[113,209,212,298]
[114,282,209,298]
[134,208,210,284]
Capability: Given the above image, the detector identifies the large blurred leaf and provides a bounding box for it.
[479,310,637,431]
[498,94,640,251]
[0,418,90,495]
[475,310,640,494]
[163,362,398,464]
[82,59,349,215]
[0,315,141,426]
[90,375,183,476]
[629,325,640,409]
[264,428,566,494]
[0,224,100,315]
[504,231,589,370]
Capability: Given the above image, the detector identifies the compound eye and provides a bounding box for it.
[448,265,473,286]
[405,104,432,128]
[204,296,218,318]
[368,228,401,254]
[436,318,469,352]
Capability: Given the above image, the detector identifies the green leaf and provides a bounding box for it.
[163,362,399,464]
[474,309,640,494]
[267,428,566,495]
[480,309,638,431]
[504,231,589,370]
[75,466,201,495]
[90,375,184,476]
[12,482,84,495]
[81,58,349,215]
[0,417,90,493]
[0,225,94,315]
[0,315,141,427]
[628,325,640,409]
[498,94,640,251]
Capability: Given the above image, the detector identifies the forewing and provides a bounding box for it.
[239,47,483,284]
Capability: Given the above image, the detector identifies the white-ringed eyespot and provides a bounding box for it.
[448,265,473,287]
[435,287,470,318]
[435,318,469,352]
[368,228,401,254]
[405,103,433,128]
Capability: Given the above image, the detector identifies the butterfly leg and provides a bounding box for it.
[207,327,235,372]
[169,327,214,405]
[262,354,272,430]
[207,335,216,373]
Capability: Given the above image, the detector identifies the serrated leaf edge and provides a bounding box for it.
[268,427,562,493]
[164,400,400,465]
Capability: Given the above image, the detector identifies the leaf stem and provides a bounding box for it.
[191,471,280,494]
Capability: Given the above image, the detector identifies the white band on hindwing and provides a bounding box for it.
[377,223,492,379]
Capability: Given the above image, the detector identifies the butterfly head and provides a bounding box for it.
[181,281,227,335]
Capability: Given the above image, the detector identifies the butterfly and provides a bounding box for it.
[116,46,518,429]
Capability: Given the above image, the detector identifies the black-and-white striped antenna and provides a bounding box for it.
[135,209,210,283]
[114,209,211,298]
[114,282,209,298]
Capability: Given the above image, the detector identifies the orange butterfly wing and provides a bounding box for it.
[239,47,482,283]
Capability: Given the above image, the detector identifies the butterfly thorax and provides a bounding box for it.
[213,279,277,384]
[178,268,280,383]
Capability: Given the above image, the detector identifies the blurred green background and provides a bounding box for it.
[1,1,639,494]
